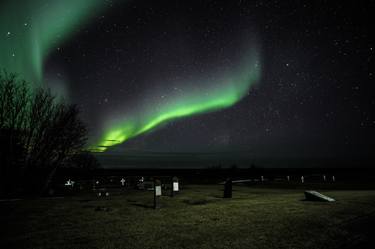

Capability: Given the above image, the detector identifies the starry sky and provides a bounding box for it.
[1,0,374,166]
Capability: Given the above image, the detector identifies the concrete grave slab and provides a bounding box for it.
[304,190,335,202]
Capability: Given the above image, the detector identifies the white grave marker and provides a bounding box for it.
[120,178,126,186]
[173,182,179,191]
[65,179,74,187]
[287,175,290,181]
[301,176,304,183]
[155,185,162,196]
[323,175,326,182]
[332,175,335,182]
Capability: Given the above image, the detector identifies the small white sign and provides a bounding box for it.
[155,186,162,196]
[173,182,179,191]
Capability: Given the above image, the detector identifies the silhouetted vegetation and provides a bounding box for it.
[0,70,88,196]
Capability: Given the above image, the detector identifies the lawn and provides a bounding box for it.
[1,185,375,249]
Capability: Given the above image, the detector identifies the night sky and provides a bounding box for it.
[1,1,374,166]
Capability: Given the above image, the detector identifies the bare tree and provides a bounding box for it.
[0,70,87,196]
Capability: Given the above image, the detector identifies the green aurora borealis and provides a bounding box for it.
[1,0,261,152]
[0,0,106,85]
[95,54,261,152]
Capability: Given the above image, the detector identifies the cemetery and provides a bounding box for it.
[0,0,373,247]
[1,171,375,249]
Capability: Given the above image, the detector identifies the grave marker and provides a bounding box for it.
[171,176,179,197]
[304,190,335,202]
[120,178,126,186]
[154,179,162,209]
[223,178,232,198]
[332,175,335,182]
[137,177,145,190]
[323,175,326,182]
[301,176,304,183]
[286,175,290,182]
[65,179,74,187]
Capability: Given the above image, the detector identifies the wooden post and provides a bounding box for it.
[223,178,232,198]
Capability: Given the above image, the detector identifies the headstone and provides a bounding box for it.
[154,179,162,209]
[304,190,335,202]
[98,192,102,197]
[120,178,126,186]
[171,176,179,197]
[155,186,161,196]
[323,175,326,182]
[105,192,109,196]
[301,176,304,183]
[261,175,264,182]
[223,178,232,198]
[137,177,145,190]
[173,181,179,191]
[332,175,335,182]
[286,175,290,182]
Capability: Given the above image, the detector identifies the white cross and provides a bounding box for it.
[120,178,126,186]
[65,179,74,186]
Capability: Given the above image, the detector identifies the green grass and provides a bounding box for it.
[1,185,375,249]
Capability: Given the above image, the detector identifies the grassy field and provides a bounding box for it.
[1,184,375,249]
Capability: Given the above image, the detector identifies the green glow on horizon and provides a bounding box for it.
[0,0,106,85]
[0,0,261,152]
[93,53,261,152]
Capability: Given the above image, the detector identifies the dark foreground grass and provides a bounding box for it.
[1,185,375,249]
